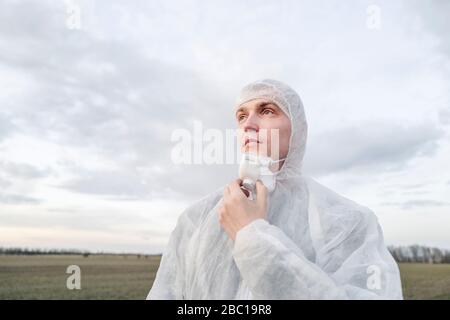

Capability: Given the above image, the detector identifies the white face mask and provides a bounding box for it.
[238,152,286,195]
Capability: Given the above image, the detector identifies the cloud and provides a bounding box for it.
[0,177,12,188]
[303,121,444,176]
[58,160,235,202]
[0,161,51,179]
[381,199,450,210]
[439,108,450,125]
[61,168,151,198]
[0,193,41,205]
[0,0,238,203]
[397,182,430,190]
[0,205,165,235]
[1,0,450,251]
[410,0,450,58]
[0,114,15,142]
[0,161,48,205]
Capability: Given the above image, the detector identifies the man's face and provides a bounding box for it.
[235,98,291,160]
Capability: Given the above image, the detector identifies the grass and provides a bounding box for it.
[399,263,450,300]
[0,255,449,299]
[0,255,160,300]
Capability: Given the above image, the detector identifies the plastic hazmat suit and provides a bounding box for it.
[147,79,403,300]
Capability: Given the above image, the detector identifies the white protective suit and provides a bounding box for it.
[147,79,403,300]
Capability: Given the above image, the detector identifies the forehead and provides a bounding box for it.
[235,98,280,113]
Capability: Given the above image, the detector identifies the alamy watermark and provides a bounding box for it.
[366,4,382,31]
[366,264,382,290]
[66,265,81,290]
[65,0,82,30]
[170,120,281,165]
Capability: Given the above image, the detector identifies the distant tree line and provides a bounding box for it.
[0,247,91,256]
[2,245,449,263]
[388,245,450,264]
[0,247,158,258]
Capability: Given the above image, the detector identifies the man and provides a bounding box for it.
[147,79,403,299]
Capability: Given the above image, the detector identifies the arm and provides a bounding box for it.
[232,214,403,300]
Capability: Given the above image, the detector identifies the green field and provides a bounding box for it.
[0,255,158,300]
[1,255,449,299]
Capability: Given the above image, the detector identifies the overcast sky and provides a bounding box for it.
[0,0,449,253]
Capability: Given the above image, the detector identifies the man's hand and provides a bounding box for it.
[219,179,268,241]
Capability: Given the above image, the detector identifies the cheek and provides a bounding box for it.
[263,120,291,144]
[281,121,291,143]
[281,121,292,150]
[270,119,291,157]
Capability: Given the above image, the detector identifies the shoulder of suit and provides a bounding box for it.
[178,186,224,228]
[303,176,378,237]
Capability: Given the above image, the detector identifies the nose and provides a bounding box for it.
[243,112,259,133]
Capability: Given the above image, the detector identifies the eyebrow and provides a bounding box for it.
[235,101,276,117]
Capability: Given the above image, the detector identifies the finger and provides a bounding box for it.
[256,180,267,206]
[223,186,233,206]
[229,179,243,190]
[223,184,231,196]
[218,209,224,223]
[229,179,245,198]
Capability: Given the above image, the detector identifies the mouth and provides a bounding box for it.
[244,137,260,146]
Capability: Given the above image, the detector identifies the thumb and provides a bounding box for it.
[255,179,267,206]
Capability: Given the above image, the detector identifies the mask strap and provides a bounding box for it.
[260,157,287,176]
[269,157,287,164]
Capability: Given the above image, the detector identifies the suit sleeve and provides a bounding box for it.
[232,214,403,300]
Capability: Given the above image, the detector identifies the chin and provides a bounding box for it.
[243,145,268,155]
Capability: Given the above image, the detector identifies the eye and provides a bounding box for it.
[237,114,247,122]
[261,108,274,115]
